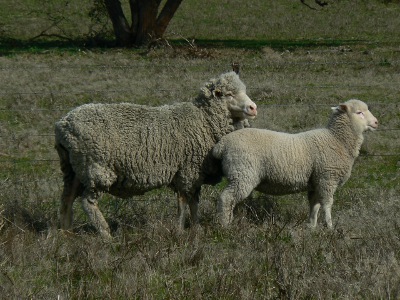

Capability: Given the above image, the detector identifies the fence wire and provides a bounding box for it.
[0,59,399,210]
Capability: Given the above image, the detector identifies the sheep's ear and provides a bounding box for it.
[213,89,223,98]
[232,62,240,75]
[331,104,348,113]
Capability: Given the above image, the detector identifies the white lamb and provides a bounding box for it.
[213,99,378,228]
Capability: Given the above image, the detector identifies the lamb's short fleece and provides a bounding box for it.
[213,99,378,228]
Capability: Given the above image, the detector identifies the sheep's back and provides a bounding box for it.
[55,102,214,193]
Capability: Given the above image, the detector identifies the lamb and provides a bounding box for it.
[55,70,257,238]
[213,99,378,228]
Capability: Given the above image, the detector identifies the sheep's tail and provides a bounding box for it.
[55,142,84,229]
[212,140,226,160]
[55,143,75,182]
[55,141,84,195]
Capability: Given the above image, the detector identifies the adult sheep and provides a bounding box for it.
[213,99,378,228]
[55,70,257,238]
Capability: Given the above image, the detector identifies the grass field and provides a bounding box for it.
[0,0,400,298]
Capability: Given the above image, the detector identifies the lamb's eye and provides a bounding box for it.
[356,111,365,118]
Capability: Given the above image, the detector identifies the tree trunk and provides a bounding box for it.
[104,0,133,46]
[104,0,183,47]
[156,0,183,38]
[135,0,158,44]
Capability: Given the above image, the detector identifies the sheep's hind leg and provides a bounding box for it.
[218,180,253,226]
[81,189,111,239]
[177,193,188,230]
[60,176,82,230]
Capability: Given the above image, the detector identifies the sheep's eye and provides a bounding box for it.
[225,92,233,97]
[356,111,364,115]
[214,90,223,97]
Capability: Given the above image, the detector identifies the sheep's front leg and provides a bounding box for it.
[323,199,333,229]
[320,193,334,229]
[308,188,335,229]
[188,189,200,226]
[177,190,201,229]
[81,189,111,239]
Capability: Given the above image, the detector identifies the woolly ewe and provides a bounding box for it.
[55,71,257,238]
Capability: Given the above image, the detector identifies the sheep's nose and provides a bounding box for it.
[371,118,378,128]
[250,103,257,111]
[249,104,257,116]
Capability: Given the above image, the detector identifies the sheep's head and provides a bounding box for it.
[196,71,257,121]
[331,99,378,133]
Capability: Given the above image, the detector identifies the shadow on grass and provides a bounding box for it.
[172,38,370,50]
[0,37,376,56]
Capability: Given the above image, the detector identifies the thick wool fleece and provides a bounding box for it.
[56,101,231,197]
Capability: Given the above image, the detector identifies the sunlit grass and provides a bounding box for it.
[0,0,399,298]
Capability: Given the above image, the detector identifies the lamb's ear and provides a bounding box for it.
[331,104,348,113]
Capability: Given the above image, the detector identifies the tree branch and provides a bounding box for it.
[30,18,73,41]
[300,0,329,10]
[156,0,183,38]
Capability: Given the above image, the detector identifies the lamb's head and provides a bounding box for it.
[331,99,378,134]
[196,71,257,121]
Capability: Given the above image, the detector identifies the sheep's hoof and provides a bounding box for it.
[59,229,76,237]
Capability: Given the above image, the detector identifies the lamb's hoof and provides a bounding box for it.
[99,230,112,241]
[305,223,317,230]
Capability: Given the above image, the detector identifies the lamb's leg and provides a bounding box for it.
[321,193,334,229]
[307,190,320,228]
[81,189,111,239]
[218,180,254,226]
[322,199,333,229]
[60,176,81,230]
[308,188,335,229]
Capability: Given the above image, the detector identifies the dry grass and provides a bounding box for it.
[0,0,400,298]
